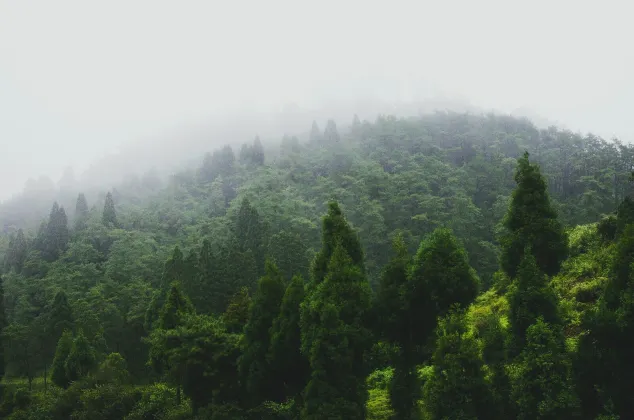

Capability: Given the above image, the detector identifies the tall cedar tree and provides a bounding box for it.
[577,224,634,418]
[102,191,118,227]
[252,136,265,166]
[267,230,311,281]
[65,329,97,383]
[74,193,89,231]
[300,243,373,420]
[407,227,479,356]
[500,151,568,278]
[235,198,267,275]
[44,202,69,260]
[309,120,322,144]
[323,119,341,144]
[423,308,494,420]
[268,275,310,405]
[46,290,74,380]
[0,275,5,385]
[375,234,420,419]
[145,246,187,331]
[312,201,364,286]
[239,260,286,406]
[51,329,73,388]
[5,229,28,272]
[511,318,579,419]
[506,249,560,357]
[224,286,252,334]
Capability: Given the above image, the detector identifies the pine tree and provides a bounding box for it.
[312,201,364,286]
[224,286,252,334]
[375,234,419,419]
[51,329,73,388]
[323,119,341,144]
[407,227,480,353]
[0,275,5,385]
[239,260,286,406]
[268,275,309,405]
[44,202,70,260]
[234,198,267,274]
[507,249,560,356]
[300,244,373,420]
[74,193,89,231]
[47,290,74,370]
[500,151,568,278]
[309,121,322,144]
[252,136,265,166]
[102,191,118,227]
[511,318,579,419]
[65,329,97,383]
[267,230,310,281]
[159,283,194,330]
[146,247,187,331]
[423,308,494,420]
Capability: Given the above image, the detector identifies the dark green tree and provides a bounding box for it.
[268,275,310,406]
[267,230,310,281]
[500,151,568,278]
[312,201,364,286]
[51,329,73,388]
[506,249,560,357]
[65,329,97,383]
[44,202,70,260]
[300,244,373,420]
[239,260,286,406]
[423,308,494,420]
[375,234,421,420]
[75,192,89,231]
[511,318,579,419]
[407,227,480,354]
[234,197,268,274]
[224,286,252,334]
[102,191,118,227]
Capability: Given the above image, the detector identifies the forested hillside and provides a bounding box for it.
[1,111,633,419]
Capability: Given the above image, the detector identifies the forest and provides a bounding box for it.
[1,111,634,419]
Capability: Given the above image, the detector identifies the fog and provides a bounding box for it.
[1,0,633,201]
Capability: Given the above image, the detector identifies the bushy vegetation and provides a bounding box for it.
[1,111,634,419]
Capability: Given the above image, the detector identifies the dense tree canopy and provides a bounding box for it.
[1,111,634,419]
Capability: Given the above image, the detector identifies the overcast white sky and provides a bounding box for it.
[1,0,633,200]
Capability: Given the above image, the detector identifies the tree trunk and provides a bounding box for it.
[44,364,48,394]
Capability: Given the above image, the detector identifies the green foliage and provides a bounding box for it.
[300,243,373,420]
[51,329,73,388]
[510,318,579,419]
[423,308,493,420]
[75,193,90,231]
[223,286,251,334]
[267,230,310,281]
[507,250,560,356]
[500,152,568,278]
[102,192,118,227]
[407,227,480,351]
[268,275,309,404]
[238,260,285,406]
[65,330,97,383]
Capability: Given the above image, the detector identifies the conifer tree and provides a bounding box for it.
[312,201,364,286]
[423,308,493,420]
[511,318,579,419]
[506,249,560,356]
[224,286,252,334]
[65,329,97,383]
[375,234,419,419]
[309,120,322,144]
[159,283,194,330]
[5,229,28,273]
[239,143,253,164]
[47,290,74,375]
[0,275,5,385]
[407,227,479,353]
[500,151,568,278]
[239,260,286,406]
[300,244,373,420]
[267,230,310,281]
[102,191,118,227]
[74,193,89,231]
[323,119,341,144]
[235,198,267,273]
[44,202,70,260]
[268,275,309,405]
[252,135,265,166]
[51,329,73,388]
